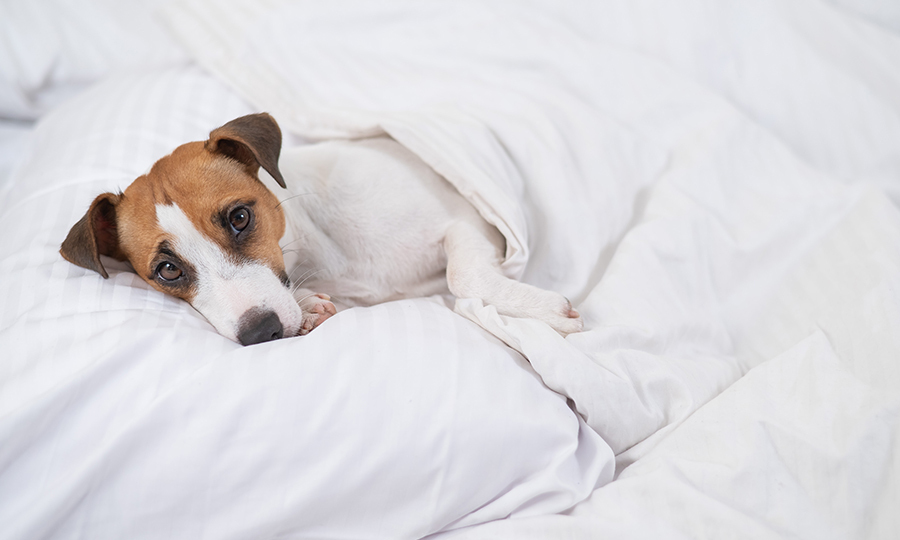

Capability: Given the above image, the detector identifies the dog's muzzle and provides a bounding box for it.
[237,308,284,346]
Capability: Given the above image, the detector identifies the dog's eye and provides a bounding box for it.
[229,206,251,232]
[156,262,183,281]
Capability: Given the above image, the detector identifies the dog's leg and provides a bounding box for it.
[443,220,583,335]
[293,288,337,335]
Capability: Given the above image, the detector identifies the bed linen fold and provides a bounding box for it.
[162,0,900,457]
[2,0,899,537]
[0,66,611,540]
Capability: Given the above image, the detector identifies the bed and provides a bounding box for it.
[1,1,899,538]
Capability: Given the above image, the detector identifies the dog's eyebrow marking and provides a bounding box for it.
[218,199,257,213]
[157,240,177,258]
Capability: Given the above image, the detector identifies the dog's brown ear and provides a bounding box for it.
[60,193,123,279]
[206,113,286,189]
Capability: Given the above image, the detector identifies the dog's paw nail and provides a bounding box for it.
[315,293,331,301]
[568,309,580,319]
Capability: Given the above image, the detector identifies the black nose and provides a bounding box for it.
[237,309,284,346]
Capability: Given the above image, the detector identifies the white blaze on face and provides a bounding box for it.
[155,203,302,342]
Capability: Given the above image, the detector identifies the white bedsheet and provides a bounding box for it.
[0,68,610,539]
[162,0,900,537]
[0,120,32,193]
[1,0,899,538]
[436,328,900,539]
[0,0,186,120]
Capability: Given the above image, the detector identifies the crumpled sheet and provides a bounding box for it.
[161,0,900,537]
[0,65,611,540]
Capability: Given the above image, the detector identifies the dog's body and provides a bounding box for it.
[61,114,582,345]
[277,137,470,308]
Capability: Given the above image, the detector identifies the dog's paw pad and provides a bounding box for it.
[298,294,336,335]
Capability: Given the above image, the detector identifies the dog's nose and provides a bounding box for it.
[237,308,284,346]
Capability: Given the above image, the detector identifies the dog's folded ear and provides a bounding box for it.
[206,113,286,189]
[60,193,123,279]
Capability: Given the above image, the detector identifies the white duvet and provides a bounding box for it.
[1,0,899,539]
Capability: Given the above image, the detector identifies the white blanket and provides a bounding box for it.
[161,0,900,536]
[1,0,899,538]
[0,67,610,539]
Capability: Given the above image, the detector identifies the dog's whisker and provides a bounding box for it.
[289,272,313,295]
[286,261,312,284]
[290,269,322,295]
[296,269,321,288]
[280,233,309,251]
[275,192,319,209]
[292,267,317,287]
[290,278,315,297]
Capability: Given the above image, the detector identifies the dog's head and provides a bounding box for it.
[60,113,306,345]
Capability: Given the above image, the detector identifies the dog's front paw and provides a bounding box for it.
[540,297,584,336]
[298,293,336,335]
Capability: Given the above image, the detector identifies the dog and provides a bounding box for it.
[60,113,583,345]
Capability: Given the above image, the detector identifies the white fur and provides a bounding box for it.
[154,136,582,340]
[269,136,583,335]
[155,203,305,341]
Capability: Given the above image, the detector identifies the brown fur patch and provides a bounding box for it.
[115,142,287,304]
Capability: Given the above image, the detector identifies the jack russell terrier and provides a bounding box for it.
[60,113,583,345]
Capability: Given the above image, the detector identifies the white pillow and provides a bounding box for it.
[0,0,186,119]
[0,66,612,539]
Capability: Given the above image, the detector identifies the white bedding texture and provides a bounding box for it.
[1,1,899,539]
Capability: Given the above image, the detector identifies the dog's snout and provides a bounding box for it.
[237,308,284,346]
